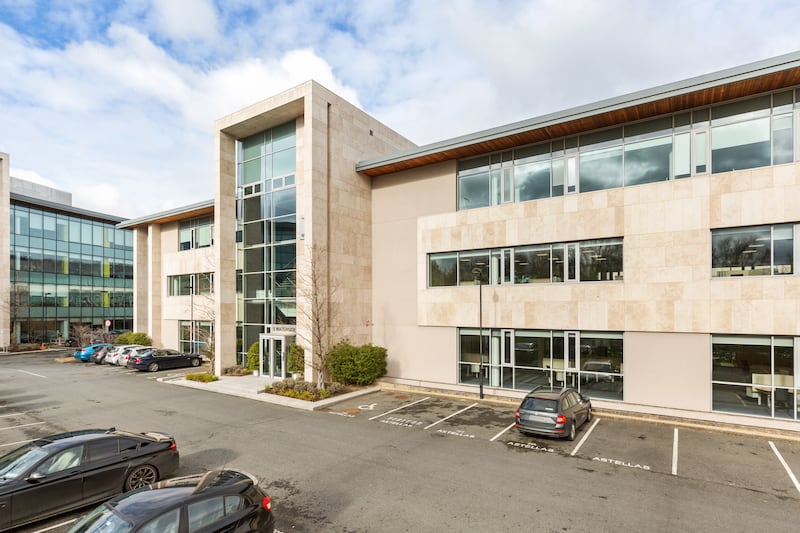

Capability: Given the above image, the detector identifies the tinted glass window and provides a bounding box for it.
[87,439,119,462]
[119,438,138,454]
[224,495,243,514]
[139,508,180,533]
[520,398,557,412]
[188,497,226,532]
[39,445,84,474]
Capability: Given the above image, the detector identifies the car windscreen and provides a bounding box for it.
[0,444,49,479]
[520,398,558,413]
[67,503,133,533]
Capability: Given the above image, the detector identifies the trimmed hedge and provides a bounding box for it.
[327,340,387,385]
[185,372,219,383]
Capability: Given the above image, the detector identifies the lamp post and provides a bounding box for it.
[43,292,51,345]
[472,267,484,399]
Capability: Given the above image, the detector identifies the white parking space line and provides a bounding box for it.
[570,418,600,457]
[0,438,35,448]
[768,440,800,495]
[33,518,77,532]
[368,397,430,421]
[14,369,47,378]
[0,413,22,418]
[490,422,516,442]
[672,428,679,476]
[0,421,46,431]
[424,402,478,430]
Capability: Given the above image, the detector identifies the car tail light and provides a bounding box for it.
[556,414,567,425]
[262,495,272,512]
[132,358,141,363]
[169,442,177,451]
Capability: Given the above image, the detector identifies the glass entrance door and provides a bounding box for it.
[260,335,286,379]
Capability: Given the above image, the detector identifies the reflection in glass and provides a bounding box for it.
[711,226,772,277]
[623,137,672,186]
[711,117,770,173]
[459,171,490,210]
[514,160,550,202]
[429,253,457,286]
[579,146,623,192]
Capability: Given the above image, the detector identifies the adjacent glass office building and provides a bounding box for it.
[8,193,133,344]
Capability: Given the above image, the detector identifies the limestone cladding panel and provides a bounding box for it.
[132,228,149,333]
[0,153,9,347]
[302,84,415,351]
[214,128,238,373]
[147,225,162,346]
[413,163,800,336]
[624,331,710,411]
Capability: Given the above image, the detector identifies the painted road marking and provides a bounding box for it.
[358,403,377,410]
[15,369,47,378]
[436,428,475,439]
[490,422,516,442]
[506,441,555,453]
[33,518,77,532]
[570,417,600,457]
[369,397,430,421]
[0,422,46,431]
[672,428,679,476]
[769,440,800,495]
[380,416,423,428]
[424,402,478,430]
[0,438,36,448]
[591,456,651,470]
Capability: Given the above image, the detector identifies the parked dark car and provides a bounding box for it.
[73,343,112,362]
[127,348,203,372]
[68,469,275,533]
[515,386,592,441]
[64,338,79,347]
[88,345,112,364]
[0,428,179,532]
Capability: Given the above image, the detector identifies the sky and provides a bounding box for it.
[2,0,800,218]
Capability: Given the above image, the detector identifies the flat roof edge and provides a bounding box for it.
[118,199,215,228]
[11,192,125,224]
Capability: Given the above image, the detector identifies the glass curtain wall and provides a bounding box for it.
[458,90,799,210]
[458,328,624,401]
[9,204,133,343]
[236,121,297,364]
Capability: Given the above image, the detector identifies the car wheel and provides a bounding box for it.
[125,464,158,491]
[190,358,201,367]
[567,420,576,441]
[147,362,159,372]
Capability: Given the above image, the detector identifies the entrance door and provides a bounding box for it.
[259,335,286,380]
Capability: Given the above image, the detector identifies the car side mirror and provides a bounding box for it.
[26,472,46,483]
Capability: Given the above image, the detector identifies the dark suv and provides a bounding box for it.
[69,469,275,533]
[515,386,592,441]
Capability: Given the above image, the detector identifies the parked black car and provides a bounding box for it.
[515,386,592,441]
[0,428,179,532]
[127,348,203,372]
[69,469,275,533]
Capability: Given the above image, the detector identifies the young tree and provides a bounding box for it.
[295,244,341,389]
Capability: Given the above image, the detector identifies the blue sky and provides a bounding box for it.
[2,0,800,217]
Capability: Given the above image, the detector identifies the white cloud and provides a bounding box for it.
[145,0,219,42]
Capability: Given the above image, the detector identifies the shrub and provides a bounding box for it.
[222,365,252,376]
[327,341,387,385]
[326,382,344,394]
[115,332,153,346]
[245,341,260,371]
[287,343,305,373]
[185,372,219,383]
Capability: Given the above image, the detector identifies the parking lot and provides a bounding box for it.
[320,390,800,500]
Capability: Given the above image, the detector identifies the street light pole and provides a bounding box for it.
[472,267,484,400]
[43,292,51,346]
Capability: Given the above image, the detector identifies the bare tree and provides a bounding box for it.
[191,272,216,373]
[71,324,93,348]
[1,285,30,346]
[295,244,341,389]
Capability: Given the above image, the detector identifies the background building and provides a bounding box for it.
[1,154,133,347]
[118,201,215,356]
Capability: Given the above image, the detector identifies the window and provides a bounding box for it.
[712,335,797,420]
[39,445,84,474]
[169,273,214,296]
[188,497,226,532]
[428,238,623,287]
[456,91,797,211]
[458,328,623,400]
[711,224,794,277]
[139,509,180,533]
[179,217,214,251]
[87,439,119,462]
